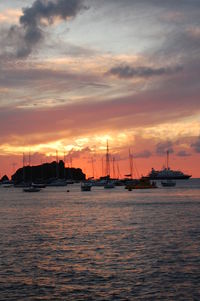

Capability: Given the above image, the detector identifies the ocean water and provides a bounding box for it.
[0,179,200,301]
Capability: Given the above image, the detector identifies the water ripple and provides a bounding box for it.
[0,180,200,300]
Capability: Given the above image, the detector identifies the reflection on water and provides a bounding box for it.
[0,179,200,300]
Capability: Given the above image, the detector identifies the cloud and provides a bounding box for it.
[176,150,191,157]
[0,84,197,147]
[107,64,183,79]
[67,147,92,159]
[133,150,152,158]
[3,0,86,58]
[191,137,200,153]
[92,0,200,11]
[156,141,174,155]
[0,63,109,105]
[0,9,22,24]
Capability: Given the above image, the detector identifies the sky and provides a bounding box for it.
[0,0,200,178]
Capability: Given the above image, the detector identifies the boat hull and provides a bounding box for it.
[81,182,92,191]
[81,186,91,191]
[23,187,41,192]
[149,175,191,180]
[161,182,176,187]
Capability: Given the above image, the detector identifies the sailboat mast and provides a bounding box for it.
[29,151,32,182]
[105,140,110,177]
[28,150,31,166]
[63,152,66,179]
[112,157,116,179]
[91,157,95,178]
[23,152,25,182]
[101,157,104,177]
[56,150,59,178]
[129,148,133,179]
[167,150,169,170]
[117,162,121,179]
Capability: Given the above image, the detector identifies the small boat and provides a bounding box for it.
[14,182,30,188]
[66,180,74,184]
[2,184,13,188]
[23,187,41,192]
[92,179,107,186]
[125,177,157,189]
[161,180,176,187]
[32,183,46,188]
[104,181,115,189]
[81,182,92,191]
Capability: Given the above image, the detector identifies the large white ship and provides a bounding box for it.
[148,167,191,180]
[148,151,192,180]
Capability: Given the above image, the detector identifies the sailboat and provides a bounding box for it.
[125,149,157,190]
[104,141,115,189]
[81,181,92,191]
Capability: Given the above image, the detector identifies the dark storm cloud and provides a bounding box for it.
[108,65,183,79]
[4,0,86,58]
[156,141,174,155]
[191,137,200,153]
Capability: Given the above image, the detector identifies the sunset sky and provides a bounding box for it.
[0,0,200,178]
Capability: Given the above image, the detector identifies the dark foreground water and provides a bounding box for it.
[0,179,200,301]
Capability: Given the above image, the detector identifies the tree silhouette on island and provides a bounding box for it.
[11,160,85,184]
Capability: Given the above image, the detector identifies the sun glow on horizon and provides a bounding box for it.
[0,116,200,158]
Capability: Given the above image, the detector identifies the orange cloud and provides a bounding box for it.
[0,9,21,24]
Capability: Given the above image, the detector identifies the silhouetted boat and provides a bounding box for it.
[149,168,191,180]
[32,183,46,188]
[103,141,115,189]
[148,151,191,180]
[125,177,157,190]
[23,187,41,192]
[66,180,74,184]
[2,184,13,188]
[104,181,115,189]
[81,182,92,191]
[92,179,107,186]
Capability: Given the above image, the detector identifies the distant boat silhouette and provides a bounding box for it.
[104,181,115,189]
[23,187,41,192]
[104,141,115,189]
[81,182,92,191]
[148,151,191,180]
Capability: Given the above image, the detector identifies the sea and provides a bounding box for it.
[0,179,200,301]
